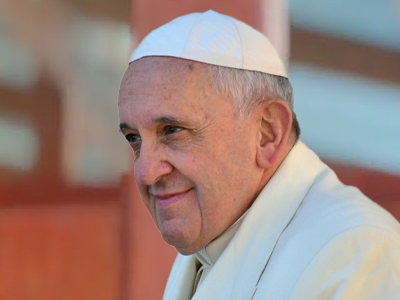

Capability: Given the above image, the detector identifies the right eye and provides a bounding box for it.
[125,133,141,144]
[125,134,141,158]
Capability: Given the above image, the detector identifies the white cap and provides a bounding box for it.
[130,10,287,78]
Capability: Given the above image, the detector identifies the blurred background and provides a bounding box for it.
[0,0,399,299]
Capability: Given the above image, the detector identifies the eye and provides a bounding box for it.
[125,134,141,158]
[125,133,141,144]
[164,126,183,135]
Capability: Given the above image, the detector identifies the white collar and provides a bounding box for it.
[195,209,249,267]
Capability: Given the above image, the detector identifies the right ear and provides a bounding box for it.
[255,99,293,170]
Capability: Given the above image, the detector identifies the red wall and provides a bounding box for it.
[0,78,126,300]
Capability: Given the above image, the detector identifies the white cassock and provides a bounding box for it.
[163,141,400,300]
[192,210,249,295]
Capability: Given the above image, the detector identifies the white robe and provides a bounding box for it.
[163,141,400,300]
[193,210,248,294]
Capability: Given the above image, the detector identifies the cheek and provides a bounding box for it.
[202,131,255,198]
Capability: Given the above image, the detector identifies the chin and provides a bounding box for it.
[158,217,201,253]
[163,235,194,255]
[174,242,202,256]
[161,230,201,255]
[176,247,197,256]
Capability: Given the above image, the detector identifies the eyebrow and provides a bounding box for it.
[119,116,189,132]
[119,122,133,132]
[153,116,185,125]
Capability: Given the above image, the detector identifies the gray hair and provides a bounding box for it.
[207,65,301,141]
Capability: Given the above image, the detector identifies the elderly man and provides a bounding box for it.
[118,10,400,300]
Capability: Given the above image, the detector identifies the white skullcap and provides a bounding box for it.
[130,10,287,78]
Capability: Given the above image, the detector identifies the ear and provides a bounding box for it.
[255,99,292,169]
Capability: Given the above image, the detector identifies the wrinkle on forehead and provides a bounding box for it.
[119,56,213,108]
[122,56,204,85]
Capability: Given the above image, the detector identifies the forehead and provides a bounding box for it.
[118,57,219,126]
[121,57,201,87]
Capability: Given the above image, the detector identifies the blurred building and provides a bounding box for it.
[0,0,132,299]
[0,0,399,299]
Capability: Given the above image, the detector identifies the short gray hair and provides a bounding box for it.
[207,65,301,141]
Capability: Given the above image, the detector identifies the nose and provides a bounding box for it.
[134,142,173,186]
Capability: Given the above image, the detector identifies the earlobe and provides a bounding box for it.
[255,100,292,169]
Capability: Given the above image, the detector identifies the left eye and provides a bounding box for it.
[164,126,183,135]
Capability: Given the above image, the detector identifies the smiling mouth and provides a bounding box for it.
[153,188,193,208]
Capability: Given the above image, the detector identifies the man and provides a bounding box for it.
[118,10,400,300]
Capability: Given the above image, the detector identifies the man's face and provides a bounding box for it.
[118,57,262,254]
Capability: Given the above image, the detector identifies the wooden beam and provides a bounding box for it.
[67,0,131,23]
[0,185,122,206]
[290,27,400,85]
[0,79,62,187]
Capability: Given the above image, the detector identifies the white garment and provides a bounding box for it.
[193,211,248,294]
[163,141,400,300]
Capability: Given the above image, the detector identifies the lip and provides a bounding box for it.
[153,188,193,208]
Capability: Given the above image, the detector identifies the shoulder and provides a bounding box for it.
[285,225,400,299]
[286,159,399,237]
[281,160,400,266]
[258,161,400,299]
